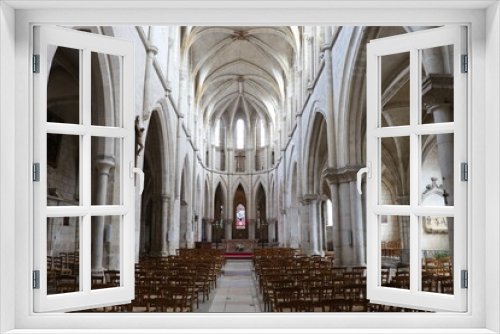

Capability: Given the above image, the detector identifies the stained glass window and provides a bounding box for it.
[235,203,246,230]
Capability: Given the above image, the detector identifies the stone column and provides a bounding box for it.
[302,195,321,255]
[225,220,232,240]
[328,180,342,264]
[142,34,158,121]
[423,75,454,252]
[166,26,177,87]
[206,219,212,242]
[338,180,354,266]
[350,180,366,265]
[288,205,300,248]
[161,195,170,256]
[397,195,410,263]
[168,199,179,255]
[306,35,314,89]
[322,28,337,168]
[91,158,114,274]
[249,218,256,239]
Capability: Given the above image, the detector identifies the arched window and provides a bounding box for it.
[236,119,245,149]
[326,199,333,226]
[214,119,220,146]
[235,203,246,230]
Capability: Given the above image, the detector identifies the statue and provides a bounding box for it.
[135,116,145,156]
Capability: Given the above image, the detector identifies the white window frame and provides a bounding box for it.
[365,26,467,312]
[1,2,498,334]
[33,25,136,312]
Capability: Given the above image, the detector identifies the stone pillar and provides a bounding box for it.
[91,158,114,274]
[338,181,354,266]
[322,28,337,168]
[268,220,275,243]
[249,218,256,239]
[310,198,321,255]
[423,75,454,253]
[328,181,342,264]
[306,36,314,89]
[288,206,300,248]
[350,181,366,265]
[161,195,170,256]
[206,219,212,242]
[225,220,232,240]
[168,199,180,255]
[166,26,177,87]
[302,195,321,255]
[142,34,158,120]
[397,195,410,263]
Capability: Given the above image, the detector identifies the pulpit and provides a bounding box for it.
[222,239,258,254]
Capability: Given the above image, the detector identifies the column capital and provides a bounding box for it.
[95,157,115,175]
[323,165,364,185]
[422,74,453,111]
[301,194,320,205]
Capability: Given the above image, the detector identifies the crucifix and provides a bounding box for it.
[235,152,245,171]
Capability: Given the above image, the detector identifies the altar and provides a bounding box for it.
[222,239,258,254]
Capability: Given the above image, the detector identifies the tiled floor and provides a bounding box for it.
[195,259,262,312]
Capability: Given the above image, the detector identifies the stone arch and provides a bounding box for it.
[255,182,267,243]
[139,109,166,256]
[232,184,248,239]
[304,111,328,195]
[212,181,227,243]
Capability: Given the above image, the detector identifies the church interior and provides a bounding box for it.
[45,25,455,312]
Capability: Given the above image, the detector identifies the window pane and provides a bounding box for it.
[47,45,81,125]
[380,137,410,205]
[420,217,454,295]
[380,52,410,128]
[47,217,80,295]
[91,52,122,128]
[47,134,80,206]
[236,119,244,149]
[380,215,410,290]
[421,45,454,124]
[91,216,121,290]
[421,134,454,206]
[91,137,121,206]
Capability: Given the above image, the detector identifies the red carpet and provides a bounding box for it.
[225,253,254,259]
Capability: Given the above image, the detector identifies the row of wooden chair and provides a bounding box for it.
[47,252,79,276]
[381,241,402,257]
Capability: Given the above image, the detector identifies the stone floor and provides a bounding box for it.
[195,259,262,313]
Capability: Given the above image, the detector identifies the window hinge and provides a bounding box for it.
[33,54,40,73]
[33,163,40,182]
[461,270,468,289]
[33,270,40,289]
[461,162,468,181]
[461,54,468,73]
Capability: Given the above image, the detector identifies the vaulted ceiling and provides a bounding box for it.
[183,26,301,129]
